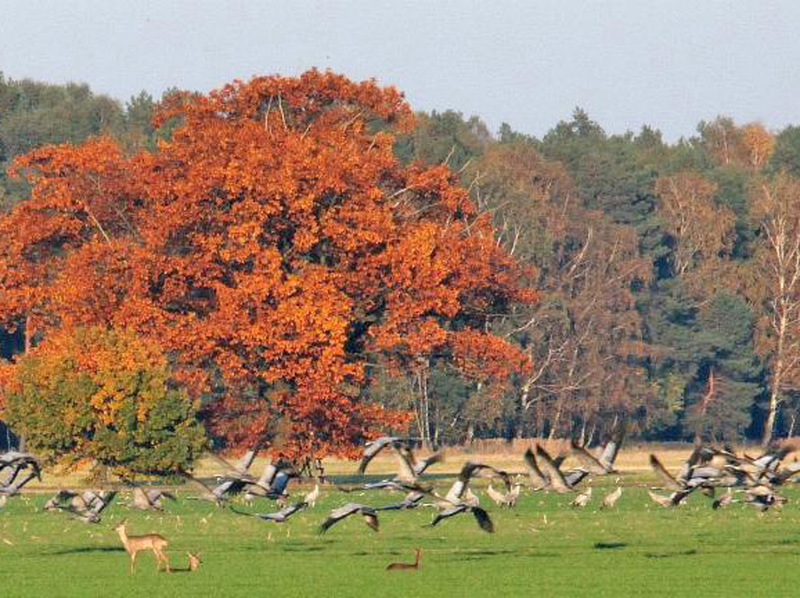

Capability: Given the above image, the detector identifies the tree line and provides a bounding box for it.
[2,71,800,457]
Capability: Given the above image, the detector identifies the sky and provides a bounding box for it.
[1,1,798,142]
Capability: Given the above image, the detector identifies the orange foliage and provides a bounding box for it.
[0,70,534,458]
[741,123,775,169]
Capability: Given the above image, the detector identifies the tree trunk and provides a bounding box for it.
[763,385,781,446]
[417,369,433,450]
[465,421,475,444]
[24,313,32,354]
[548,396,564,440]
[763,313,787,446]
[578,418,587,446]
[18,314,31,452]
[587,420,598,447]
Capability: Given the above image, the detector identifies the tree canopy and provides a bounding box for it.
[0,70,534,458]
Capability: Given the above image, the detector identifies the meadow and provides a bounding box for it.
[2,447,800,597]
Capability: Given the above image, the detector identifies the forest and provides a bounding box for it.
[2,70,800,459]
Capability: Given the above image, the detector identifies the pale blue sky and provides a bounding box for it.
[1,1,797,141]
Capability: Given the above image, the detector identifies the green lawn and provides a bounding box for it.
[1,478,800,597]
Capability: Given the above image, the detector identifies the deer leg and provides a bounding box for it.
[156,548,170,573]
[130,552,137,574]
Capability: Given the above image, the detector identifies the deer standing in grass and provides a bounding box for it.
[386,548,422,571]
[114,520,171,573]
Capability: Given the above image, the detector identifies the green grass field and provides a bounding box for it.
[2,471,800,597]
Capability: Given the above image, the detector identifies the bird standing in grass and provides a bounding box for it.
[303,484,320,508]
[601,487,622,509]
[571,487,592,508]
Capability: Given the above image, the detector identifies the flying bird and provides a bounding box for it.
[429,504,494,533]
[319,503,379,534]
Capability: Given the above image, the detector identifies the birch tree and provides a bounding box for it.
[749,175,800,444]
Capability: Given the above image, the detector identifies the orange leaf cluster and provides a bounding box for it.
[0,70,534,458]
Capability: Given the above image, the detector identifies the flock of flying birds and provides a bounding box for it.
[1,424,799,537]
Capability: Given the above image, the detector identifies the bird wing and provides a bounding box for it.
[445,479,467,504]
[269,472,291,496]
[669,487,695,506]
[4,470,36,494]
[778,460,800,483]
[678,446,713,482]
[154,490,178,502]
[237,449,258,473]
[470,463,511,490]
[414,450,444,476]
[647,490,672,508]
[373,500,405,511]
[319,503,361,533]
[357,437,398,475]
[0,461,24,487]
[208,452,241,473]
[91,491,116,515]
[259,501,307,522]
[362,510,380,532]
[712,493,733,510]
[535,446,571,493]
[471,507,495,533]
[430,505,467,526]
[212,480,238,499]
[182,473,220,500]
[570,440,608,475]
[599,421,625,470]
[649,454,683,491]
[564,469,589,488]
[256,463,278,488]
[394,446,418,483]
[523,448,549,488]
[403,491,426,508]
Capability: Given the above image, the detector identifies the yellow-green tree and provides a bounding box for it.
[0,326,206,480]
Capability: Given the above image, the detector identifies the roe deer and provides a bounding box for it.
[187,552,201,572]
[386,548,422,571]
[166,552,202,573]
[114,520,171,573]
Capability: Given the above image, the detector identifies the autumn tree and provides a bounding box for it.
[654,171,737,285]
[0,327,206,480]
[0,71,534,458]
[698,117,775,172]
[745,175,800,444]
[472,140,650,440]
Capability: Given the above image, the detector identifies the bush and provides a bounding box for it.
[0,326,206,480]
